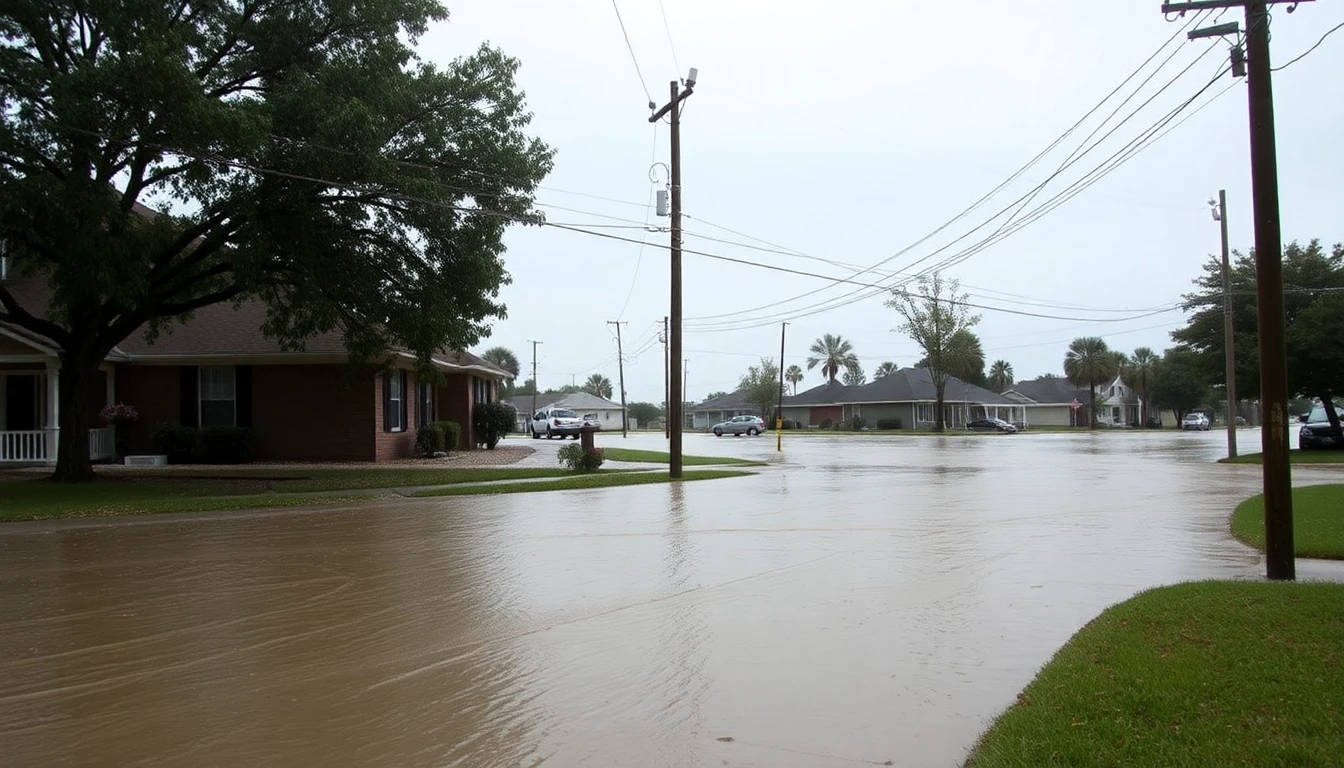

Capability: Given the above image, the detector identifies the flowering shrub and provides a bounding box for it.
[557,443,605,472]
[100,402,139,425]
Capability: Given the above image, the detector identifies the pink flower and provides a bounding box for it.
[100,402,139,425]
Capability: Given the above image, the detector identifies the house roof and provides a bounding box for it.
[783,367,1015,406]
[0,276,509,378]
[690,389,756,413]
[508,392,624,413]
[1003,377,1091,405]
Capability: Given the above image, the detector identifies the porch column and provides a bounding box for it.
[45,363,59,460]
[105,365,116,454]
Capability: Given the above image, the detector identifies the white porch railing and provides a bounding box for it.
[89,427,115,461]
[0,428,116,463]
[0,430,51,463]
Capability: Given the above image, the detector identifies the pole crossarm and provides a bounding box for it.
[1161,0,1310,12]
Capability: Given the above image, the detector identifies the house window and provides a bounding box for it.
[473,377,491,404]
[0,239,8,279]
[916,403,935,423]
[417,380,434,428]
[199,366,236,427]
[384,370,407,432]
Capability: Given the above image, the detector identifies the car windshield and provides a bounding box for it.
[1306,404,1341,422]
[552,409,577,418]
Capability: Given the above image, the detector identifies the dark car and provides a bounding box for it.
[967,418,1017,433]
[1299,402,1343,450]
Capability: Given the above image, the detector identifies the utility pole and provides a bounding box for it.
[1160,0,1307,580]
[683,359,689,431]
[1212,190,1238,459]
[528,340,542,426]
[607,321,629,437]
[650,67,697,479]
[661,316,669,439]
[777,322,788,452]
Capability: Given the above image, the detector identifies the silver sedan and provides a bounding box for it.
[712,415,766,436]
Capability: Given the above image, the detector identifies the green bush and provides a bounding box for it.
[416,424,445,456]
[850,415,867,431]
[434,421,462,452]
[150,422,200,464]
[780,419,801,430]
[202,427,253,464]
[472,402,514,449]
[876,417,902,430]
[558,442,605,472]
[819,418,833,430]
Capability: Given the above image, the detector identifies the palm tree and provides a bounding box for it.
[946,329,985,383]
[842,363,866,387]
[806,333,859,384]
[481,346,520,377]
[1063,337,1116,430]
[784,365,804,395]
[988,360,1014,392]
[583,373,613,399]
[874,361,898,379]
[1129,347,1159,426]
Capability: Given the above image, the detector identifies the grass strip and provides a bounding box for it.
[598,447,761,465]
[1231,483,1344,559]
[966,580,1344,768]
[413,469,753,497]
[1221,449,1344,464]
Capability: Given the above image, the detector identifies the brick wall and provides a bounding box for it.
[436,373,472,450]
[115,366,179,454]
[253,365,375,461]
[374,368,417,461]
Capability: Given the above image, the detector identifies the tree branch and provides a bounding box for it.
[0,282,70,347]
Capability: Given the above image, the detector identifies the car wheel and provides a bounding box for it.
[531,428,539,440]
[570,434,579,440]
[748,428,759,436]
[545,427,553,439]
[713,428,723,437]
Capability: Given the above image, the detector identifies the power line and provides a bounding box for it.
[617,121,660,320]
[1273,20,1344,71]
[610,0,653,105]
[657,0,682,77]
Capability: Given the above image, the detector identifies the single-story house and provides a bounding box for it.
[0,270,512,465]
[689,390,760,429]
[1001,377,1096,428]
[509,392,629,432]
[781,367,1025,429]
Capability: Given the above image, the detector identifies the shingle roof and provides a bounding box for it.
[783,367,1015,406]
[690,389,755,412]
[507,392,625,413]
[1003,377,1090,405]
[1,277,507,377]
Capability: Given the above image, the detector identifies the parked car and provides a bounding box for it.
[712,415,765,436]
[531,407,583,439]
[582,412,602,430]
[1182,412,1211,431]
[1298,402,1343,450]
[967,418,1017,433]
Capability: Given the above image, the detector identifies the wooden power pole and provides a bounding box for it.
[1214,189,1238,460]
[607,321,628,437]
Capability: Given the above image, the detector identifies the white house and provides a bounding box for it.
[1096,375,1143,427]
[508,392,629,432]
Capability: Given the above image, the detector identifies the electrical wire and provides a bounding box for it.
[1273,20,1344,71]
[657,0,682,77]
[610,0,653,104]
[616,122,660,320]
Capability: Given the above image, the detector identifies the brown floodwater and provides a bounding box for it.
[2,429,1341,766]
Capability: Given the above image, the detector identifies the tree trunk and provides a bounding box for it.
[50,350,100,483]
[1140,372,1148,427]
[1088,382,1097,430]
[934,383,946,433]
[1321,391,1341,432]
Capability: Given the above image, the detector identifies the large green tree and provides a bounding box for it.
[482,346,520,396]
[738,357,782,422]
[806,333,858,384]
[0,1,553,480]
[842,363,866,387]
[1172,240,1344,427]
[888,273,981,432]
[988,360,1014,392]
[1129,347,1159,426]
[1148,346,1206,425]
[627,401,662,427]
[1063,337,1116,430]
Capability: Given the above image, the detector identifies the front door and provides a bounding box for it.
[4,375,38,431]
[1112,406,1122,424]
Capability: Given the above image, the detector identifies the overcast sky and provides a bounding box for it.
[420,1,1343,404]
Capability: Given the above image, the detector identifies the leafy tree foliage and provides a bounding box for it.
[704,391,728,401]
[988,360,1014,391]
[874,361,898,379]
[887,273,981,432]
[627,401,663,426]
[583,374,613,399]
[1148,347,1207,425]
[842,364,866,387]
[1129,347,1160,426]
[0,1,553,480]
[1064,337,1116,430]
[482,346,521,396]
[947,329,986,386]
[806,333,858,384]
[784,365,804,394]
[738,357,782,421]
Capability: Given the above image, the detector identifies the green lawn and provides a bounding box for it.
[598,447,760,466]
[1221,449,1344,464]
[414,469,754,497]
[966,581,1344,768]
[0,466,600,522]
[1231,484,1344,559]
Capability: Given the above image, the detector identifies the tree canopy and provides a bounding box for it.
[988,360,1014,392]
[784,365,804,394]
[627,402,663,426]
[583,374,613,400]
[888,273,980,432]
[806,334,858,384]
[1148,346,1207,424]
[738,357,782,421]
[0,0,553,479]
[874,361,898,379]
[1064,337,1116,430]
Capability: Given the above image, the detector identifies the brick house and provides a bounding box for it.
[0,267,511,464]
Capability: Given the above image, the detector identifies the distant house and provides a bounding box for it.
[689,390,759,429]
[0,276,513,464]
[1096,375,1143,427]
[1001,377,1095,428]
[781,367,1024,429]
[508,392,628,432]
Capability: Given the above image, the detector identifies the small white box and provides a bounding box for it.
[124,455,168,467]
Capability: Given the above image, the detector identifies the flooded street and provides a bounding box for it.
[2,430,1341,767]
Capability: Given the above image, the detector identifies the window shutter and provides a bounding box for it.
[179,367,199,427]
[399,371,408,431]
[235,366,253,427]
[382,372,392,432]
